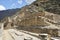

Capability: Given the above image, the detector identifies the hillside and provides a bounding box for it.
[36,0,60,14]
[0,0,60,37]
[0,8,20,21]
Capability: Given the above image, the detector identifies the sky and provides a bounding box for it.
[0,0,36,11]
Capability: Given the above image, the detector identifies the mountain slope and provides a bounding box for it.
[0,9,20,20]
[0,0,60,37]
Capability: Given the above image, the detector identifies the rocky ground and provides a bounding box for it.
[3,29,41,40]
[0,29,59,40]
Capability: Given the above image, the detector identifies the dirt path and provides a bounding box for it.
[3,30,14,40]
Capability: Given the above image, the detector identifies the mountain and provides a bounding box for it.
[0,8,20,20]
[0,0,60,37]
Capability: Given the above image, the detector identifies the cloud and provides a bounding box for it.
[0,5,6,11]
[25,0,36,5]
[18,0,23,4]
